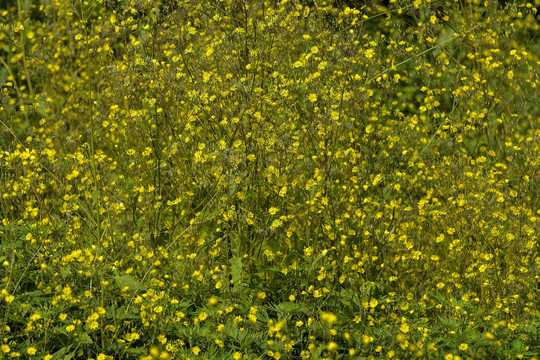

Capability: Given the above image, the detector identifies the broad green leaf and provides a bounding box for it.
[231,256,243,287]
[78,333,93,345]
[92,190,101,205]
[114,273,146,291]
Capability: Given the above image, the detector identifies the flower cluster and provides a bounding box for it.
[0,0,539,359]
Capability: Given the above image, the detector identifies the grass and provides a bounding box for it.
[0,0,539,359]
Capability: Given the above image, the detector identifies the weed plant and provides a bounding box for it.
[0,0,539,359]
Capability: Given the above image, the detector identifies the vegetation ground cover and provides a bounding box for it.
[0,0,539,359]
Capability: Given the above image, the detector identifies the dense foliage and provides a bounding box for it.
[1,0,539,359]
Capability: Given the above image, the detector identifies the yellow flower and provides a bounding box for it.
[458,343,468,351]
[327,342,338,352]
[150,346,160,358]
[321,312,337,326]
[400,323,410,333]
[192,346,200,355]
[125,332,140,342]
[198,312,208,321]
[208,297,218,306]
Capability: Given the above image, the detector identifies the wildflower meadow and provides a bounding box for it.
[0,0,539,359]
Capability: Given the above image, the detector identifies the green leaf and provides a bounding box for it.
[511,340,525,354]
[21,290,42,302]
[78,333,93,345]
[114,273,146,291]
[51,345,73,360]
[271,302,309,316]
[231,256,243,287]
[92,190,101,206]
[61,265,71,278]
[131,257,144,270]
[0,67,8,86]
[35,98,48,117]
